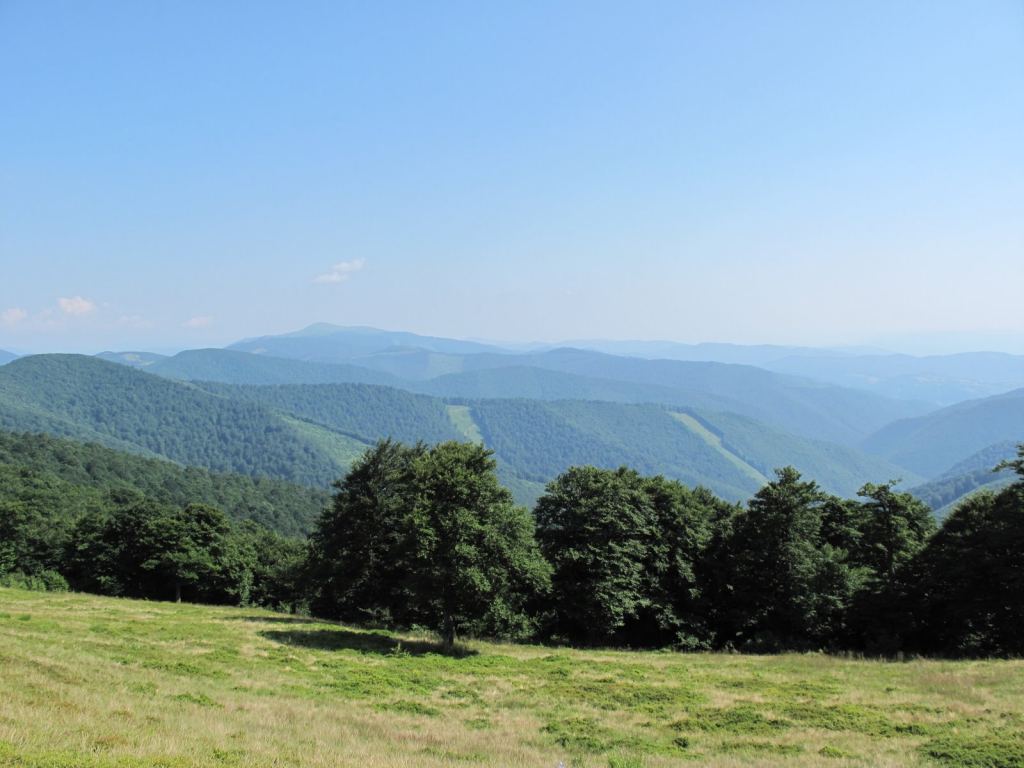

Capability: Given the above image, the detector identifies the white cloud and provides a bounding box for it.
[183,315,213,328]
[57,296,96,316]
[1,307,28,326]
[313,258,365,284]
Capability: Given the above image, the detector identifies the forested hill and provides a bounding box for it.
[197,382,463,445]
[0,431,327,536]
[148,348,404,387]
[124,344,930,446]
[464,399,917,502]
[0,355,354,488]
[191,381,915,502]
[909,440,1020,516]
[0,350,17,365]
[0,354,919,506]
[862,388,1024,477]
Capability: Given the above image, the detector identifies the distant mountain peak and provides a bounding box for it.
[286,323,381,337]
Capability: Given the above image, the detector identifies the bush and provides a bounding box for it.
[0,570,69,592]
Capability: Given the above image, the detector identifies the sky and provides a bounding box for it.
[1,1,1022,355]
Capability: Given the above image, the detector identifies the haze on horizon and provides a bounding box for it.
[2,2,1022,356]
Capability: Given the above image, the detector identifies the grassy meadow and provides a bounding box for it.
[1,588,1022,768]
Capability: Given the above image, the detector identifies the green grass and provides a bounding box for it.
[279,415,372,470]
[2,588,1023,767]
[670,412,770,486]
[446,405,484,444]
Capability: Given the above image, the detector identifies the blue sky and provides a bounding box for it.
[2,1,1022,354]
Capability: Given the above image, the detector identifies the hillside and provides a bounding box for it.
[147,348,403,386]
[0,354,922,506]
[862,389,1024,477]
[909,441,1019,516]
[0,355,353,488]
[467,400,916,501]
[0,431,327,536]
[197,382,463,446]
[193,381,914,502]
[0,350,17,365]
[2,588,1022,767]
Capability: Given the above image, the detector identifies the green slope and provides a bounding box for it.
[446,404,483,443]
[464,399,914,502]
[0,430,328,536]
[279,416,374,470]
[0,354,921,508]
[689,409,923,494]
[670,412,770,486]
[195,382,463,446]
[0,355,347,488]
[7,589,1023,768]
[466,399,754,499]
[909,441,1019,516]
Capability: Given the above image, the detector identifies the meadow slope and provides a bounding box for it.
[1,589,1022,768]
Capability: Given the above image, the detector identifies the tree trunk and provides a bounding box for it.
[175,581,182,603]
[442,615,456,651]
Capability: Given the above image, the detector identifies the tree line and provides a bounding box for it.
[3,439,1022,657]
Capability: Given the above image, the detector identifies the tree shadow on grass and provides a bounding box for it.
[223,615,322,625]
[260,628,478,658]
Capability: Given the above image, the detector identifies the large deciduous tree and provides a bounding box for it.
[307,439,424,625]
[408,441,550,647]
[308,440,550,648]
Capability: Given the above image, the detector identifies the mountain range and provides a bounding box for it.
[177,332,936,446]
[909,440,1020,518]
[0,353,916,506]
[543,340,1024,405]
[1,324,1021,513]
[862,388,1024,477]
